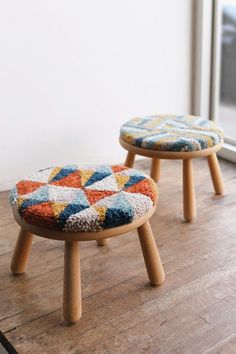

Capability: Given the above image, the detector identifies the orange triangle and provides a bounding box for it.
[22,201,57,228]
[124,179,157,202]
[85,189,116,205]
[17,181,45,195]
[50,171,82,188]
[112,165,128,173]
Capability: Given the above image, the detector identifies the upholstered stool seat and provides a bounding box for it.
[120,115,224,152]
[10,164,156,232]
[120,114,224,221]
[9,164,164,323]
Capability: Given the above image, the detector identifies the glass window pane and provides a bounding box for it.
[219,1,236,142]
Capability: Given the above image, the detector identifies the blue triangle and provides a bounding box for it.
[95,165,113,174]
[110,193,131,210]
[29,185,50,201]
[51,166,78,182]
[85,171,111,187]
[102,206,134,229]
[58,204,89,228]
[123,175,145,189]
[18,185,50,213]
[9,186,17,204]
[72,189,89,206]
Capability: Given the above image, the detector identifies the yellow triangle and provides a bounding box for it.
[17,198,24,208]
[52,202,68,218]
[115,174,130,189]
[81,170,94,186]
[48,167,61,182]
[94,206,107,222]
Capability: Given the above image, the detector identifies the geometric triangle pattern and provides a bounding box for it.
[120,115,224,152]
[9,164,157,232]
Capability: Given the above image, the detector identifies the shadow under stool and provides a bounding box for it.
[9,164,165,323]
[120,114,224,222]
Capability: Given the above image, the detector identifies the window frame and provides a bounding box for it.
[194,0,236,162]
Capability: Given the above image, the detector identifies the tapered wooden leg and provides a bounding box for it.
[183,159,196,222]
[208,153,224,195]
[63,241,82,323]
[11,228,33,275]
[137,221,165,285]
[124,151,135,168]
[150,158,161,182]
[96,239,108,246]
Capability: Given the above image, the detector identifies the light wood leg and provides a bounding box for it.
[124,151,135,168]
[183,159,196,222]
[63,241,82,323]
[11,228,33,274]
[207,153,224,195]
[150,158,161,182]
[137,221,165,285]
[96,239,108,246]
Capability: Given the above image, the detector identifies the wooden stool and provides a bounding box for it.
[9,164,165,323]
[120,114,224,222]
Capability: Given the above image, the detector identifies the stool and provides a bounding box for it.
[9,164,165,323]
[120,114,224,222]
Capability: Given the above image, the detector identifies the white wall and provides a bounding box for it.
[0,0,193,191]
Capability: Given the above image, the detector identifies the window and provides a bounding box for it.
[218,0,236,144]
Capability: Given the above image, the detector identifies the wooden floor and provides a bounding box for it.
[0,158,236,354]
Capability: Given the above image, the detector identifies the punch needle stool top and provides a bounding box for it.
[9,164,165,323]
[120,114,224,221]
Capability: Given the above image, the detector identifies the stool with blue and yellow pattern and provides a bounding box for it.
[120,114,224,222]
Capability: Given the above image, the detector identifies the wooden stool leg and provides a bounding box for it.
[183,159,196,222]
[150,158,161,182]
[207,153,224,195]
[137,221,165,285]
[124,151,135,168]
[96,239,108,246]
[11,228,33,274]
[63,241,82,323]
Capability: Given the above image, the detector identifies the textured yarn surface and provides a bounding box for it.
[120,115,224,152]
[10,165,157,232]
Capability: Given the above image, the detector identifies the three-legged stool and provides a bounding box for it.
[120,114,224,221]
[10,164,165,323]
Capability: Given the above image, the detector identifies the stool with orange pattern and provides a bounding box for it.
[9,164,165,323]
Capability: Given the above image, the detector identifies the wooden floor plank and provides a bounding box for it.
[0,157,235,353]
